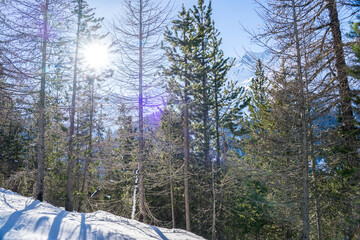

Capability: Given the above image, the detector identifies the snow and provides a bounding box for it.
[0,188,205,240]
[228,50,271,88]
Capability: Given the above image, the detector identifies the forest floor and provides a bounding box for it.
[0,188,204,240]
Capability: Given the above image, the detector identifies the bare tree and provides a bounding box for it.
[0,0,71,202]
[111,0,171,222]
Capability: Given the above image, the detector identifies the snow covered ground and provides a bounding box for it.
[0,188,205,240]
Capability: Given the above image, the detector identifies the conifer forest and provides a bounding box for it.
[1,0,360,239]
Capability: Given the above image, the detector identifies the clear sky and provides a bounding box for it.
[87,0,263,58]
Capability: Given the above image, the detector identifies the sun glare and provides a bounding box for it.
[83,42,110,71]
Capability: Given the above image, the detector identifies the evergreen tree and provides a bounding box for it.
[65,0,104,211]
[163,6,195,231]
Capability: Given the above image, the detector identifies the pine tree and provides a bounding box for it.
[163,1,247,237]
[163,6,195,231]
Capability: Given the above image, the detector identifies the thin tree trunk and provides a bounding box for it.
[305,45,323,240]
[131,164,139,220]
[184,58,191,231]
[66,0,82,212]
[79,77,95,211]
[199,7,210,170]
[169,158,175,229]
[181,15,191,230]
[291,1,310,239]
[310,126,322,240]
[202,50,210,170]
[211,162,216,240]
[214,75,220,165]
[138,0,146,223]
[36,0,49,202]
[305,52,322,240]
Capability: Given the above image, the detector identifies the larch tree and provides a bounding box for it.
[111,0,171,222]
[0,0,72,202]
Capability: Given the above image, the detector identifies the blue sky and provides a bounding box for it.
[87,0,263,58]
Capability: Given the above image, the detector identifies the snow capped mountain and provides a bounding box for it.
[0,188,204,240]
[228,50,271,88]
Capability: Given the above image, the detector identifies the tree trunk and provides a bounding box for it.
[211,162,216,240]
[131,164,139,220]
[66,0,82,212]
[214,75,221,165]
[184,57,191,231]
[202,49,210,170]
[326,0,355,144]
[169,158,175,229]
[305,45,323,240]
[35,0,49,202]
[138,0,146,223]
[291,1,310,239]
[310,127,323,240]
[79,76,95,211]
[327,1,358,237]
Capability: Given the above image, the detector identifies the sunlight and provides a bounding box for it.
[82,42,110,71]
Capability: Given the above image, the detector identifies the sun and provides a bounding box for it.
[82,42,110,71]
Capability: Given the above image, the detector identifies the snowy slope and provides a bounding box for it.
[228,50,271,88]
[0,188,205,240]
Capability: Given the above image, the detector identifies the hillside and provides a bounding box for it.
[0,188,204,240]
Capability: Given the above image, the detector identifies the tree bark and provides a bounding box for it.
[36,0,49,202]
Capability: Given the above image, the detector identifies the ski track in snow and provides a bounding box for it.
[0,188,205,240]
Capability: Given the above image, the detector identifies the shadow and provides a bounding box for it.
[35,216,49,231]
[3,195,16,210]
[150,225,169,240]
[48,210,69,240]
[79,213,90,240]
[83,214,137,240]
[118,220,166,239]
[0,200,40,238]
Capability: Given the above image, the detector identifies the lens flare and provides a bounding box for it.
[83,42,110,71]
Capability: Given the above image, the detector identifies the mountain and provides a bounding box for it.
[0,188,204,240]
[228,50,271,88]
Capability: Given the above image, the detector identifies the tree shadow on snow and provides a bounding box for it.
[80,213,137,240]
[2,195,17,210]
[0,200,40,238]
[48,210,69,240]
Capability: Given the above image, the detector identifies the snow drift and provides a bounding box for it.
[0,188,204,240]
